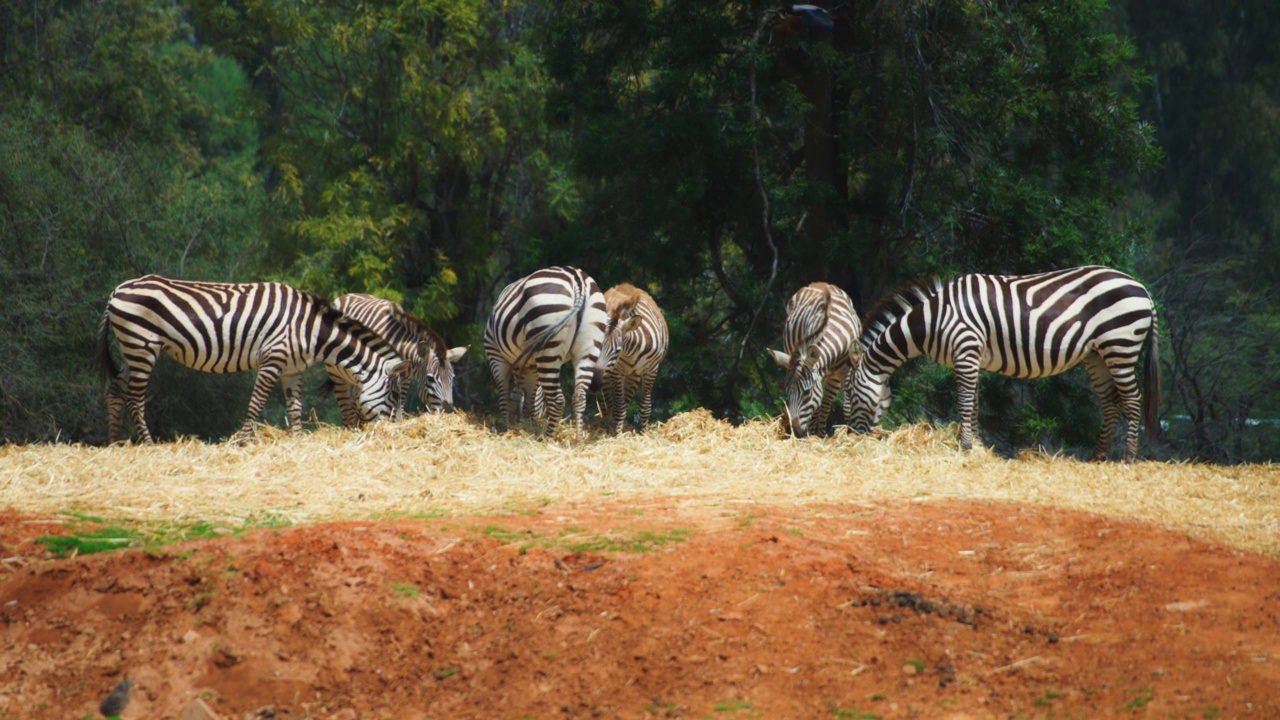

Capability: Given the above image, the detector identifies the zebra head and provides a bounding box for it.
[416,343,468,413]
[593,306,642,390]
[769,344,824,438]
[353,358,409,422]
[845,362,891,434]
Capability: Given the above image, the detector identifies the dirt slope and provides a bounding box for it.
[3,499,1279,719]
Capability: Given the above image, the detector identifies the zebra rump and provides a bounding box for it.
[483,266,608,441]
[845,265,1160,462]
[96,275,406,443]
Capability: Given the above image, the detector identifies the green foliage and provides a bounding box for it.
[1121,1,1280,461]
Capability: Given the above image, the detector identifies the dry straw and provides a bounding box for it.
[2,409,1278,554]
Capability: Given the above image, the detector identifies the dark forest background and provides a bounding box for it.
[3,0,1278,462]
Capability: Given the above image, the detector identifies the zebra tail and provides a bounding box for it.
[1142,313,1162,442]
[512,290,587,369]
[94,311,119,390]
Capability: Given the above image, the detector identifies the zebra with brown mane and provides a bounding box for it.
[594,283,669,434]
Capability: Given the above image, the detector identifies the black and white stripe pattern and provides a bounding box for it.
[845,266,1161,461]
[328,293,468,426]
[95,275,405,443]
[594,283,669,434]
[768,282,862,438]
[483,266,608,440]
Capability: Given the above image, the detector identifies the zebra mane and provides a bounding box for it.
[315,295,400,359]
[859,277,944,346]
[392,307,449,360]
[605,284,643,326]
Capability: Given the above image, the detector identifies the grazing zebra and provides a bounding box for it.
[844,266,1161,462]
[484,266,608,441]
[593,283,669,434]
[768,282,862,438]
[96,275,406,444]
[328,293,468,426]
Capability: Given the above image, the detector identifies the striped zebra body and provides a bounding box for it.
[768,282,862,437]
[95,275,405,443]
[595,284,669,434]
[483,266,608,441]
[328,293,468,427]
[845,266,1161,461]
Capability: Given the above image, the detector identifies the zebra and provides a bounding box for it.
[593,283,669,434]
[327,293,468,427]
[768,282,862,438]
[484,266,608,441]
[96,275,407,444]
[844,265,1161,462]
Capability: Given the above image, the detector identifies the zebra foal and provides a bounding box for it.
[484,266,608,441]
[594,283,669,435]
[328,293,468,426]
[845,265,1160,462]
[768,282,862,438]
[96,275,406,443]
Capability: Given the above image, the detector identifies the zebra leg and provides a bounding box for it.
[609,372,627,435]
[541,380,565,437]
[105,376,127,444]
[637,372,657,432]
[813,368,846,436]
[488,358,516,431]
[281,374,304,434]
[235,363,285,442]
[523,371,546,420]
[120,347,160,444]
[1084,355,1121,461]
[1101,354,1144,462]
[953,358,982,452]
[327,365,362,429]
[572,365,595,443]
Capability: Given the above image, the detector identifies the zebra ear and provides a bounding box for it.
[446,345,469,363]
[621,316,642,334]
[803,345,822,367]
[768,348,791,368]
[387,358,410,377]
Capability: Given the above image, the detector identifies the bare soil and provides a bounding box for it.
[3,498,1279,720]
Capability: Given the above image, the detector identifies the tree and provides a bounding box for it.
[543,0,1158,428]
[0,0,267,441]
[1121,0,1280,461]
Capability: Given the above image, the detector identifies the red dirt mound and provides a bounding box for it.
[2,500,1279,719]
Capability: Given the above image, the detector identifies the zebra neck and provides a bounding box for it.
[865,314,926,376]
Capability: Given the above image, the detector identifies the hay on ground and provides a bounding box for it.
[1,409,1277,554]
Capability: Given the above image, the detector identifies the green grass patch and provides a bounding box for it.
[1123,688,1154,712]
[388,583,421,599]
[712,699,756,715]
[35,511,294,558]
